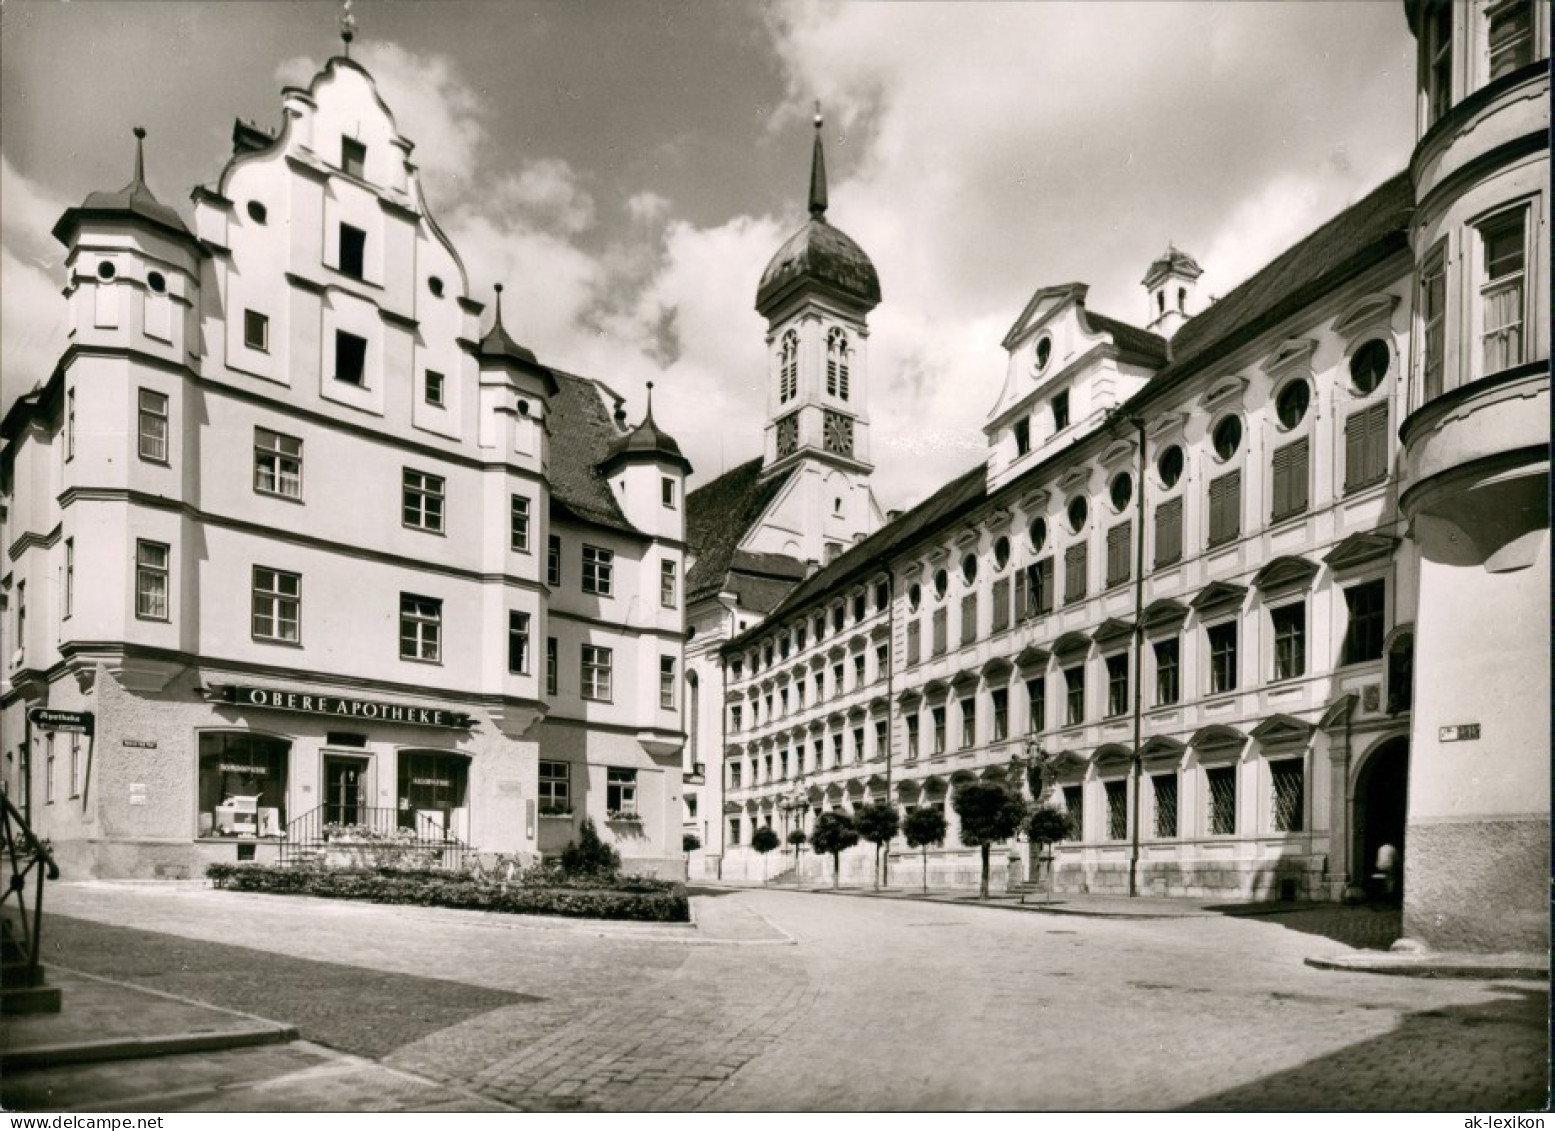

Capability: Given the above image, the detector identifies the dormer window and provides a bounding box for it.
[826,327,850,401]
[341,137,367,179]
[779,330,798,403]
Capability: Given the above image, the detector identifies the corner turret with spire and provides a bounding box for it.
[600,381,692,542]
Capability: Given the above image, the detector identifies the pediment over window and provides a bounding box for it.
[868,695,889,714]
[1091,617,1136,646]
[1093,742,1132,766]
[1048,750,1089,777]
[985,507,1012,532]
[845,778,866,795]
[1057,465,1094,494]
[725,745,743,759]
[1250,713,1315,746]
[826,711,846,727]
[1019,488,1051,515]
[1252,555,1321,595]
[808,653,829,670]
[1001,283,1087,351]
[1142,598,1190,631]
[1190,724,1246,756]
[807,718,828,733]
[1146,412,1188,441]
[1139,734,1186,761]
[982,657,1014,681]
[807,785,825,804]
[865,773,887,790]
[950,668,980,691]
[1015,644,1051,670]
[1323,532,1399,574]
[1189,580,1248,613]
[725,687,744,702]
[896,686,923,707]
[955,528,979,549]
[1318,692,1357,733]
[1199,375,1248,412]
[919,774,948,794]
[1264,337,1319,379]
[723,801,742,814]
[847,704,868,720]
[949,769,978,786]
[895,779,921,798]
[921,678,950,701]
[1100,439,1136,469]
[824,782,845,799]
[1333,292,1400,340]
[1052,631,1092,658]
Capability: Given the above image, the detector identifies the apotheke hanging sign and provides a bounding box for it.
[217,685,475,730]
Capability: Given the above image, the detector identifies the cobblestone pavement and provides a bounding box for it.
[26,882,1549,1112]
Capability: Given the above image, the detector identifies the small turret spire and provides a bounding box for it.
[492,282,506,328]
[808,101,828,219]
[131,127,147,188]
[643,380,657,426]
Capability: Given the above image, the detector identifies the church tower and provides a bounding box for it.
[755,109,880,494]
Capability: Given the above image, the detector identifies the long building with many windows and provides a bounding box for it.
[0,51,689,879]
[699,0,1547,952]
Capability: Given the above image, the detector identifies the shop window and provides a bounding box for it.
[1153,637,1180,705]
[1105,780,1127,840]
[1479,208,1527,375]
[338,223,366,279]
[398,752,468,836]
[335,330,367,386]
[1026,677,1046,734]
[137,389,169,463]
[508,611,531,674]
[402,469,445,532]
[581,644,613,701]
[1064,665,1085,726]
[510,495,531,553]
[1062,785,1083,840]
[1206,765,1237,835]
[255,428,302,499]
[1105,653,1129,718]
[252,567,301,643]
[1271,439,1310,521]
[539,761,571,814]
[1271,602,1305,681]
[198,732,289,838]
[582,545,614,595]
[1154,498,1183,567]
[1343,580,1386,664]
[135,540,170,621]
[399,594,442,662]
[1152,774,1178,838]
[1271,759,1305,832]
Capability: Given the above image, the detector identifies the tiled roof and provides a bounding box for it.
[548,369,636,534]
[685,458,793,603]
[1163,172,1413,379]
[1083,312,1169,366]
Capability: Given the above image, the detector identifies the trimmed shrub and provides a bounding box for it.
[205,863,689,922]
[560,818,622,876]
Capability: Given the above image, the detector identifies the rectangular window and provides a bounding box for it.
[874,718,888,759]
[831,662,844,695]
[1488,0,1533,79]
[62,539,74,620]
[1344,403,1390,493]
[1152,773,1178,838]
[581,644,613,701]
[255,428,303,499]
[199,733,289,837]
[960,593,978,646]
[852,726,865,763]
[1271,438,1310,521]
[814,671,825,701]
[1064,665,1085,726]
[510,495,531,553]
[1424,0,1452,125]
[660,560,677,608]
[1421,244,1448,399]
[1064,543,1087,604]
[730,704,743,733]
[1207,470,1241,547]
[425,371,445,407]
[15,581,23,654]
[875,643,888,680]
[728,763,742,790]
[906,714,920,760]
[1026,676,1046,734]
[831,733,844,767]
[65,388,76,460]
[606,767,637,815]
[1207,765,1237,835]
[931,608,948,656]
[1271,759,1305,833]
[546,636,558,695]
[1271,602,1306,681]
[1014,417,1031,456]
[335,330,367,386]
[906,619,922,665]
[341,137,367,178]
[1153,637,1180,706]
[1062,785,1083,840]
[1051,391,1070,432]
[547,535,562,587]
[338,223,366,279]
[1105,522,1132,587]
[135,540,170,621]
[1343,580,1387,664]
[1105,780,1127,841]
[1031,559,1054,616]
[69,733,83,798]
[582,545,614,596]
[660,656,676,709]
[729,816,742,844]
[661,476,677,509]
[1480,209,1526,375]
[1154,498,1183,567]
[849,653,863,689]
[252,567,301,643]
[538,760,570,812]
[991,577,1011,634]
[1207,620,1238,694]
[992,687,1009,741]
[959,698,976,749]
[1105,653,1129,718]
[852,591,867,622]
[244,309,269,352]
[508,611,530,674]
[137,388,169,462]
[402,469,445,532]
[399,594,442,662]
[931,706,947,754]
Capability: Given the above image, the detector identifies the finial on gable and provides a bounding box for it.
[340,0,357,55]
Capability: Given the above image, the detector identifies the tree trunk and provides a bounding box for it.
[832,852,841,889]
[979,843,991,899]
[873,844,881,891]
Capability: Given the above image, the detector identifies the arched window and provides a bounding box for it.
[779,331,798,403]
[826,328,850,401]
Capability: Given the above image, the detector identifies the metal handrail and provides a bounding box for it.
[1,790,59,985]
[277,804,469,869]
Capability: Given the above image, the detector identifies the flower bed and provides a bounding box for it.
[206,862,689,923]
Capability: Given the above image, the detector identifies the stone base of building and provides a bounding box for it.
[1049,858,1326,902]
[1401,815,1550,953]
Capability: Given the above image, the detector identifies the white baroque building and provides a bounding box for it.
[0,49,690,880]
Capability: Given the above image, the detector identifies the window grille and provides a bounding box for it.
[1207,766,1237,835]
[1152,774,1178,838]
[1105,780,1127,840]
[1271,760,1304,832]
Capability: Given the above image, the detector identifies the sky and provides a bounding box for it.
[0,1,1417,512]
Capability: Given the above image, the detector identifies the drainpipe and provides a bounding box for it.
[1128,416,1148,898]
[717,642,728,882]
[883,572,895,890]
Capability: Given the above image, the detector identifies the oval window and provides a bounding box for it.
[908,583,922,611]
[428,276,445,298]
[961,553,978,586]
[1109,472,1133,511]
[1067,496,1089,533]
[933,569,949,600]
[1158,445,1184,488]
[993,536,1011,570]
[1033,335,1053,374]
[1212,416,1242,461]
[1350,339,1389,395]
[146,271,167,294]
[247,201,267,223]
[1275,380,1310,429]
[96,261,116,281]
[1029,517,1048,553]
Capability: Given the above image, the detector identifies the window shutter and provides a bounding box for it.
[906,620,921,665]
[991,577,1010,633]
[1106,522,1132,586]
[960,593,978,646]
[1014,569,1030,621]
[1064,544,1088,603]
[932,608,947,656]
[1345,403,1388,492]
[1154,498,1182,567]
[1208,471,1241,546]
[1036,558,1055,614]
[1271,438,1309,521]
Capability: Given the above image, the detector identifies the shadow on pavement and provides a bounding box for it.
[1210,903,1403,951]
[1179,983,1550,1111]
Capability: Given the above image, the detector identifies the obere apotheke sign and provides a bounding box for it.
[219,685,474,730]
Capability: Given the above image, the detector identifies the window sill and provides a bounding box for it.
[402,524,448,537]
[399,656,443,666]
[253,636,304,649]
[255,490,305,505]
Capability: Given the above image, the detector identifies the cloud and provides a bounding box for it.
[0,157,70,408]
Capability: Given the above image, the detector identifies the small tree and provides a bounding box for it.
[682,832,702,856]
[903,804,948,894]
[1025,805,1071,903]
[952,780,1029,899]
[854,800,901,891]
[751,824,781,880]
[560,818,621,877]
[809,810,859,889]
[787,828,807,884]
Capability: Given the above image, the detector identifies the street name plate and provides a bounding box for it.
[1438,723,1481,742]
[122,739,158,749]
